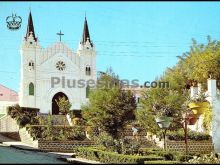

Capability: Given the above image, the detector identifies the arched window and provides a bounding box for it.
[29,83,34,96]
[28,61,34,70]
[86,85,90,98]
[85,66,91,76]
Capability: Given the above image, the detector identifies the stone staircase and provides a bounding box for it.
[0,115,20,141]
[0,115,38,148]
[19,127,38,148]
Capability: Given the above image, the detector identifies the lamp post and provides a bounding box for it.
[183,112,188,157]
[156,117,172,151]
[182,109,194,158]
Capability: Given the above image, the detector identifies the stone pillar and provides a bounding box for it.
[190,86,198,98]
[208,79,216,98]
[207,79,220,153]
[198,83,202,95]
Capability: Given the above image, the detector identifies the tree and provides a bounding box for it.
[136,36,220,137]
[158,37,220,132]
[136,88,186,135]
[82,69,137,139]
[161,37,220,91]
[55,96,72,115]
[55,96,72,127]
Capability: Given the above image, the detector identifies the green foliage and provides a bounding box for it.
[161,37,220,91]
[82,70,136,139]
[188,152,220,164]
[136,88,186,134]
[144,160,180,164]
[139,148,183,161]
[203,108,212,133]
[55,96,72,115]
[93,132,114,149]
[27,125,86,141]
[93,132,141,154]
[136,108,160,134]
[155,151,182,161]
[166,129,211,141]
[138,148,163,155]
[190,92,209,102]
[137,37,220,137]
[42,115,53,140]
[75,147,163,164]
[7,104,39,128]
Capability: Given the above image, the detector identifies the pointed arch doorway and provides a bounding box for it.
[52,92,68,115]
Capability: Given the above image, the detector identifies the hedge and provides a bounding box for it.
[166,130,211,141]
[138,148,183,161]
[144,160,180,164]
[26,125,86,141]
[75,147,164,164]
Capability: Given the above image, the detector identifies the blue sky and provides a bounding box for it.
[1,2,220,91]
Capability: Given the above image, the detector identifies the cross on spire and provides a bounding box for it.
[56,30,64,42]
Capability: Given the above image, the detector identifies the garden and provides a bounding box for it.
[5,37,220,163]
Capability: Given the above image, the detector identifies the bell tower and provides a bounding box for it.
[77,16,96,98]
[19,11,41,108]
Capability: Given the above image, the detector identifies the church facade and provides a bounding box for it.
[19,11,96,114]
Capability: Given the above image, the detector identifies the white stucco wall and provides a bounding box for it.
[19,34,96,114]
[0,101,18,114]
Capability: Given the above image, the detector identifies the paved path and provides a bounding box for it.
[67,157,102,164]
[0,134,101,164]
[0,144,69,164]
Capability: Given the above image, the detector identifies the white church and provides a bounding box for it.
[18,11,96,115]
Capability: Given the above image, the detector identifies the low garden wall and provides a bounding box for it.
[0,115,19,132]
[167,140,214,154]
[38,140,96,152]
[0,115,20,141]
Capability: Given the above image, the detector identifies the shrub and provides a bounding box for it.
[93,132,115,149]
[188,152,220,164]
[155,151,182,161]
[144,160,180,164]
[7,105,39,127]
[26,125,86,141]
[93,132,143,154]
[166,129,211,141]
[138,148,163,155]
[75,147,164,164]
[138,148,183,161]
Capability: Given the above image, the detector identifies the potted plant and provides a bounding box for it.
[187,114,200,125]
[188,93,210,115]
[72,117,81,125]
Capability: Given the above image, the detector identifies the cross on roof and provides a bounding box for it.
[56,30,64,42]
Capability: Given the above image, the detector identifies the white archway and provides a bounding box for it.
[47,88,74,114]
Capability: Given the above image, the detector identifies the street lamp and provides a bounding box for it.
[156,117,172,151]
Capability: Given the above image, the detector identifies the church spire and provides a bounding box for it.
[81,16,93,47]
[25,10,37,42]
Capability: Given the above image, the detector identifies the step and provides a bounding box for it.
[66,157,102,164]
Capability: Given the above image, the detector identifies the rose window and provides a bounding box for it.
[56,61,66,71]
